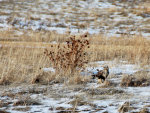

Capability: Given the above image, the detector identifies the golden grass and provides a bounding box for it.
[90,35,150,65]
[0,29,68,43]
[0,30,150,85]
[0,46,49,84]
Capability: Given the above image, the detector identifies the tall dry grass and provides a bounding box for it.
[90,35,150,65]
[0,30,150,85]
[0,46,49,85]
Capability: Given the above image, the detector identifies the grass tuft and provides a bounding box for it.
[120,71,150,87]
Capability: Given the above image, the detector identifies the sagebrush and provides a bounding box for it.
[44,35,90,75]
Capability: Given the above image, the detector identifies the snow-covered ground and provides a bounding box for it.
[0,60,149,113]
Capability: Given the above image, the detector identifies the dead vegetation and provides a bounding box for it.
[120,71,150,87]
[0,29,150,85]
[67,96,101,112]
[0,47,48,85]
[13,96,41,106]
[0,76,12,85]
[118,102,134,113]
[85,88,124,96]
[0,29,68,43]
[12,107,31,112]
[54,107,79,113]
[0,101,12,108]
[31,71,57,84]
[0,0,150,112]
[139,108,150,113]
[90,35,150,65]
[118,101,150,113]
[99,80,117,88]
[32,35,91,84]
[44,35,90,75]
[67,75,90,85]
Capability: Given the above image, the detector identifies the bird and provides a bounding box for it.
[92,66,109,83]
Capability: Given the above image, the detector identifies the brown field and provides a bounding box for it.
[0,29,150,84]
[0,0,150,112]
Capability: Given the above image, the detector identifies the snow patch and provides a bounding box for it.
[42,67,55,73]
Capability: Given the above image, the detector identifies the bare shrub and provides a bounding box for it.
[120,72,150,87]
[44,35,90,76]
